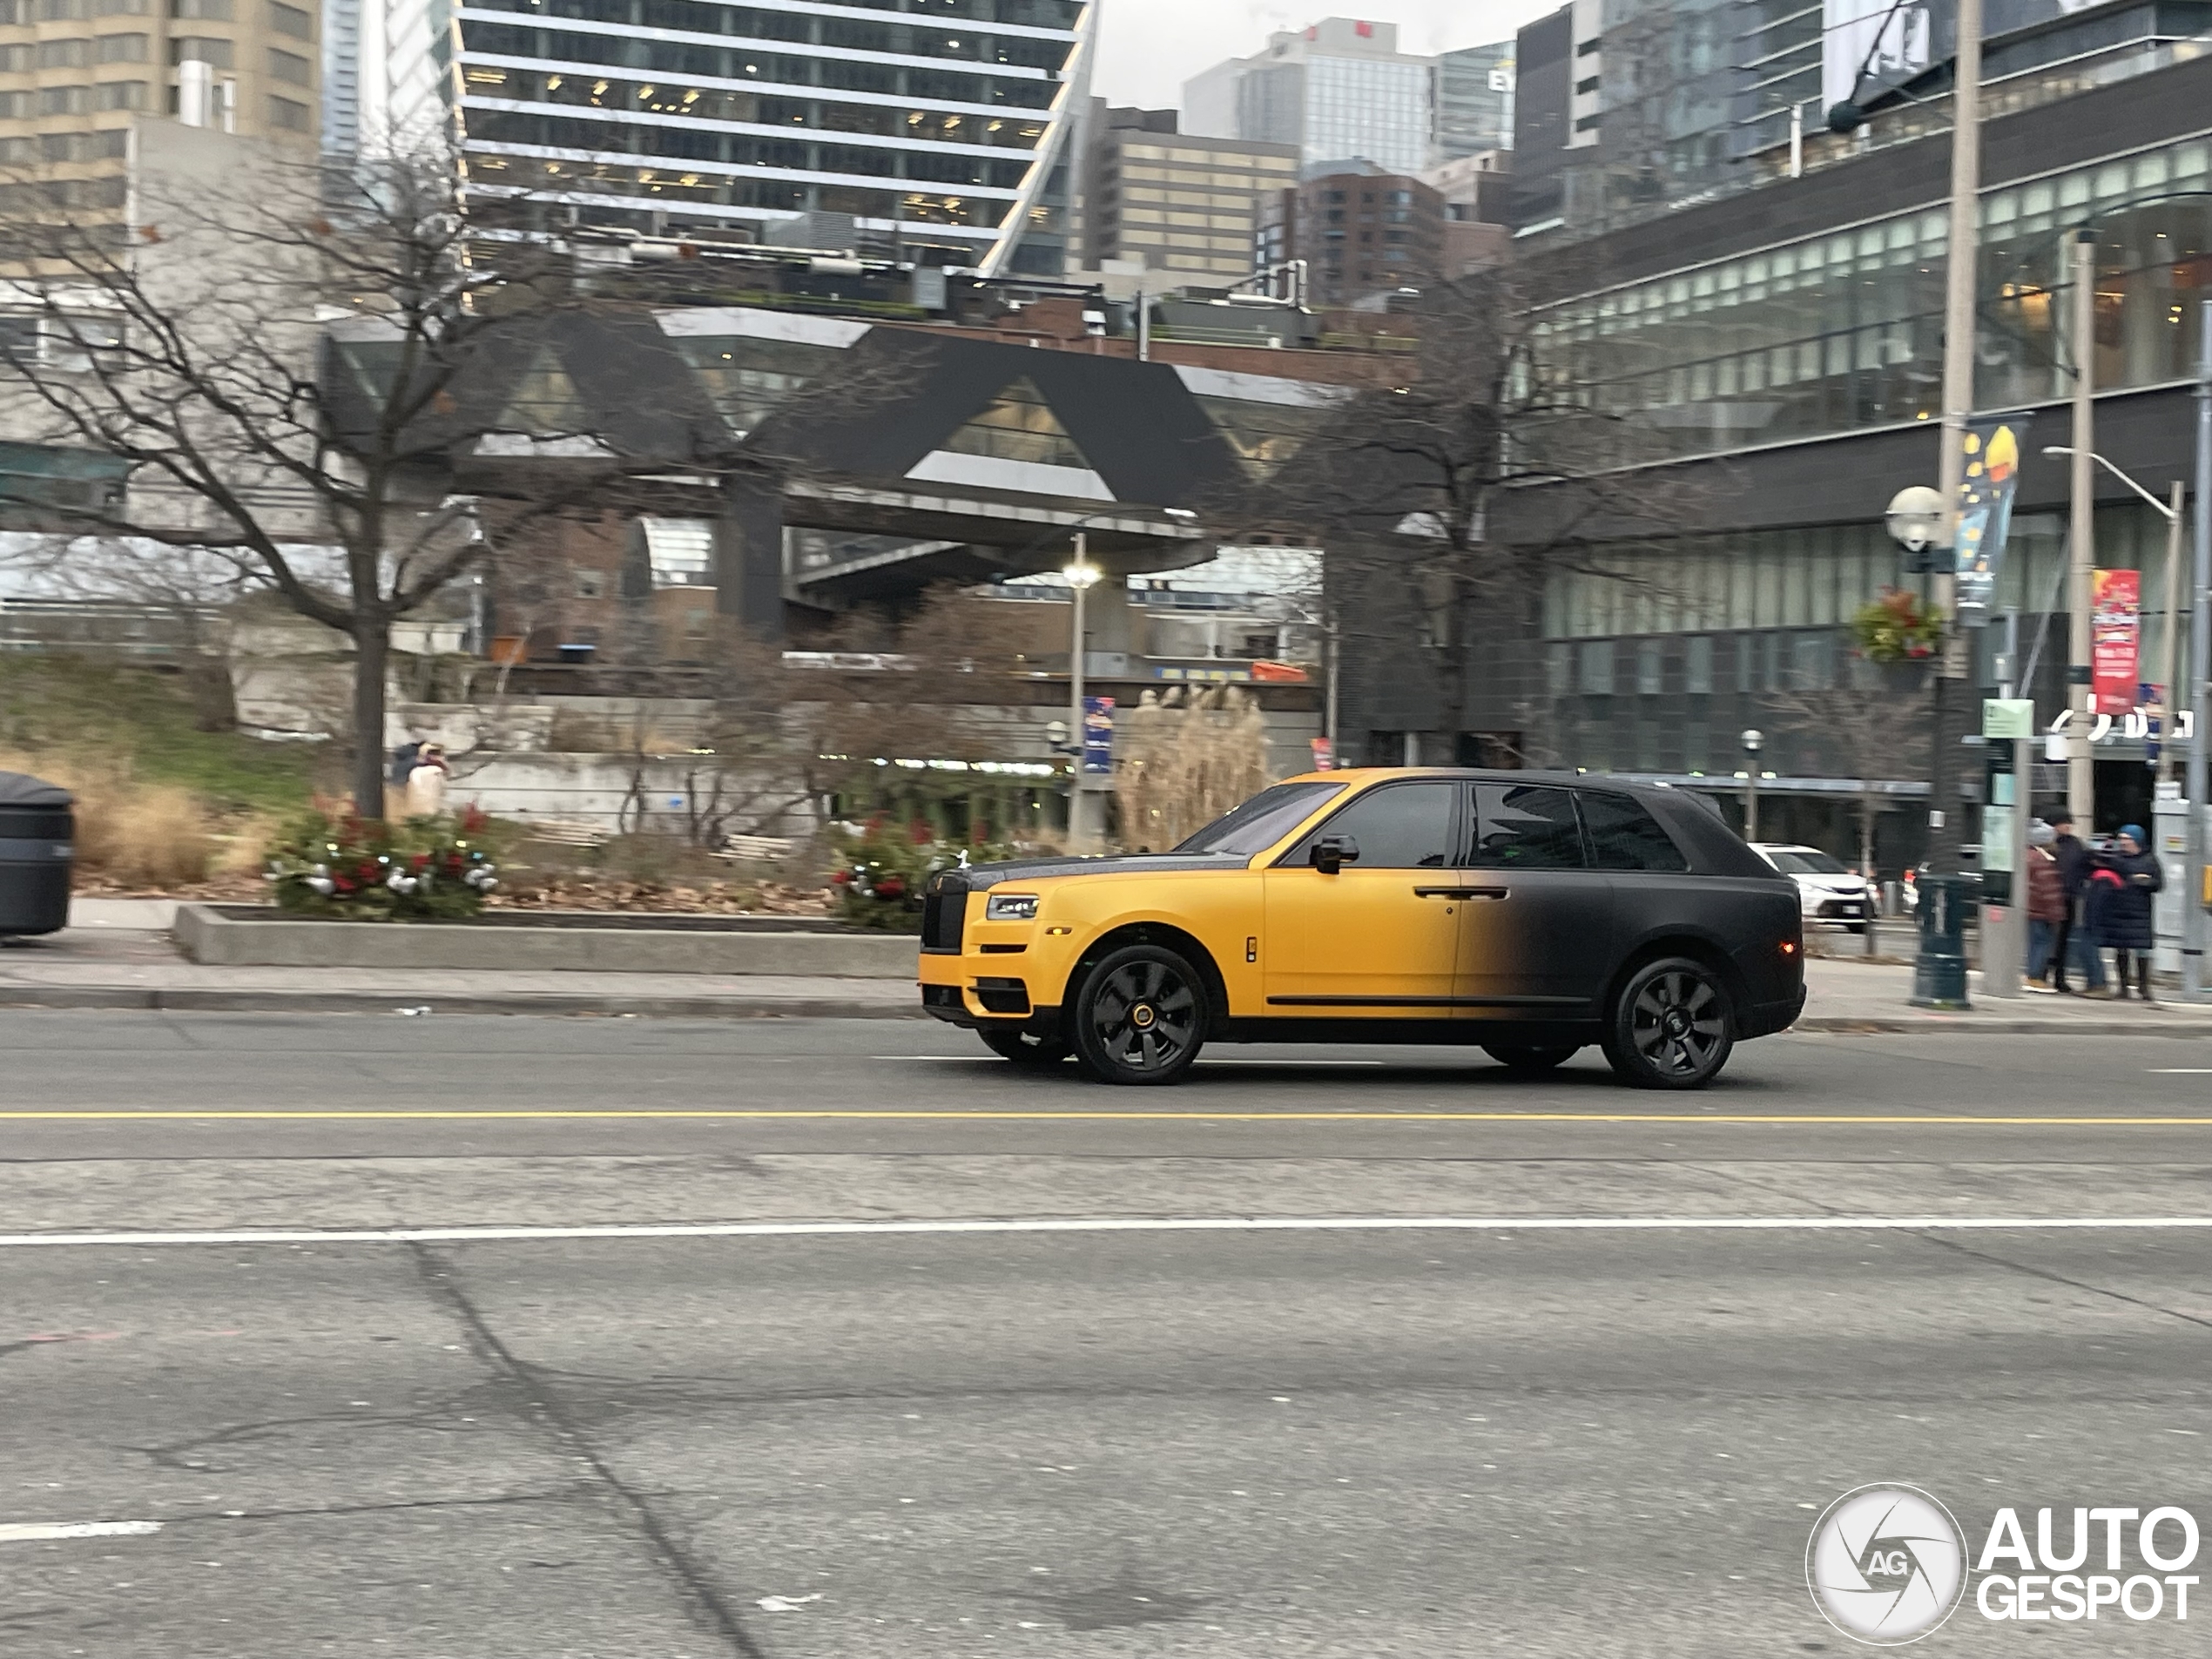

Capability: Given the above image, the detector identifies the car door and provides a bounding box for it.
[1262,779,1462,1015]
[1449,781,1616,1018]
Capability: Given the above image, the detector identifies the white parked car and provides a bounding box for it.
[1749,844,1875,933]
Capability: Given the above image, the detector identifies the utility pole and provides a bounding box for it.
[2161,480,2187,786]
[2188,298,2212,999]
[1910,0,1984,1009]
[2067,227,2099,826]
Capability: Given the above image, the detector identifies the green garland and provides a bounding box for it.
[1850,587,1945,663]
[265,806,502,921]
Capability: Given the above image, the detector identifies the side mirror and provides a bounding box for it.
[1311,833,1359,875]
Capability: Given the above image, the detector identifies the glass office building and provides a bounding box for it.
[430,0,1092,273]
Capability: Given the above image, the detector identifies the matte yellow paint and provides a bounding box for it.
[1262,865,1458,1013]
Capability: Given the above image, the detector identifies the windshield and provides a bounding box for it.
[1766,848,1851,876]
[1173,780,1345,856]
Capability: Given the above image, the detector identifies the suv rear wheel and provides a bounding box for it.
[1602,956,1735,1089]
[1070,943,1205,1085]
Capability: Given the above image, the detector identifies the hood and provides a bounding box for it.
[940,852,1245,891]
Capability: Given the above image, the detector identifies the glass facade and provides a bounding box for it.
[1303,54,1429,174]
[449,0,1089,272]
[1534,129,2212,459]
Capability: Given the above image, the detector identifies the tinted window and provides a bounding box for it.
[1288,782,1454,868]
[1175,781,1343,855]
[1764,846,1848,876]
[1582,792,1689,872]
[1464,785,1585,869]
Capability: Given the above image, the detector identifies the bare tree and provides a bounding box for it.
[1767,666,1934,880]
[1217,270,1701,764]
[0,132,703,812]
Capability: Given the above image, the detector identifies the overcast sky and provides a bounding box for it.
[1091,1,1556,112]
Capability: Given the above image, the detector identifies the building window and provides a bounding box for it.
[168,36,233,65]
[37,37,90,66]
[267,91,307,129]
[571,567,606,600]
[943,377,1087,469]
[266,0,307,30]
[36,84,91,114]
[97,78,145,109]
[36,0,88,18]
[1635,639,1662,695]
[168,0,229,14]
[267,46,307,83]
[96,31,146,61]
[1578,639,1614,697]
[1684,635,1714,695]
[93,0,145,12]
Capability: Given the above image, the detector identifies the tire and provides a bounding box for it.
[1069,943,1206,1085]
[979,1028,1071,1068]
[1601,956,1736,1090]
[1480,1042,1581,1075]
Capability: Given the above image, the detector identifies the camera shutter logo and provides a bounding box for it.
[1806,1485,1967,1645]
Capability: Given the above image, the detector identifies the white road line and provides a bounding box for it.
[0,1521,162,1543]
[3,1217,2212,1249]
[2149,1069,2212,1073]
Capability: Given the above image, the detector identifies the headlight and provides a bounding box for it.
[985,893,1039,921]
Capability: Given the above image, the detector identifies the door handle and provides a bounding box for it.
[1414,886,1509,900]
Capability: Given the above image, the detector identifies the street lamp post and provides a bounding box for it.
[1063,538,1101,852]
[1909,0,1986,1011]
[2188,297,2212,1000]
[1741,729,1764,841]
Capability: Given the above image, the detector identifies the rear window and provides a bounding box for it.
[1174,780,1344,856]
[1765,847,1849,876]
[1581,792,1689,872]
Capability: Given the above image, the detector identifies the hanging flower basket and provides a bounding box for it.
[1850,588,1945,664]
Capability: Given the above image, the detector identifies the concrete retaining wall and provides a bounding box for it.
[176,905,917,977]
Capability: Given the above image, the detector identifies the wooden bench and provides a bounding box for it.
[711,833,797,862]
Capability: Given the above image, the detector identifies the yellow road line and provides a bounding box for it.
[5,1109,2212,1124]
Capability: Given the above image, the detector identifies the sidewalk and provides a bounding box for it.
[4,902,2210,1029]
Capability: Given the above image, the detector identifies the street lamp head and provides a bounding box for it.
[1163,506,1197,522]
[1062,561,1103,590]
[1884,485,1947,554]
[1741,728,1764,753]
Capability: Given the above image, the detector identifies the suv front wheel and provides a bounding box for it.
[1070,943,1206,1085]
[1602,956,1735,1090]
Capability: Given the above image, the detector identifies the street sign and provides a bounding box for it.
[1311,737,1334,772]
[1982,698,2035,740]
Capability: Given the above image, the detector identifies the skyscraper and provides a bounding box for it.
[0,0,321,226]
[1184,17,1431,178]
[1078,105,1298,281]
[374,0,1093,275]
[1432,40,1513,163]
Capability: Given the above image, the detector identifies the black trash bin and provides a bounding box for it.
[0,771,73,937]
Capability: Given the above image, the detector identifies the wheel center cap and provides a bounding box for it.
[1132,1004,1157,1029]
[1662,1009,1691,1038]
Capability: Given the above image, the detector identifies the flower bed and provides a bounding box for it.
[264,806,501,921]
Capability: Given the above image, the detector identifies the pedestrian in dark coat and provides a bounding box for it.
[2024,823,2067,988]
[2045,812,2106,994]
[2100,825,2163,1001]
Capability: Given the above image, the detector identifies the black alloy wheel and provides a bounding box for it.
[979,1028,1071,1068]
[1480,1042,1581,1075]
[1070,944,1205,1085]
[1602,956,1735,1089]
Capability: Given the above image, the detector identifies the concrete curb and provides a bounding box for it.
[175,904,918,978]
[0,985,2204,1032]
[0,987,927,1019]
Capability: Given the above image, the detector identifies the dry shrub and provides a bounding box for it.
[1112,686,1271,852]
[0,750,213,887]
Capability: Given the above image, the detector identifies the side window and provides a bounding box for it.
[1286,781,1454,869]
[1581,792,1690,872]
[1464,785,1585,869]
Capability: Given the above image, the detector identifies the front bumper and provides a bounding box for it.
[918,948,1062,1028]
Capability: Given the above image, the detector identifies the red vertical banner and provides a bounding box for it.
[2091,569,2141,716]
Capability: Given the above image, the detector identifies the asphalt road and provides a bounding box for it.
[7,1011,2212,1656]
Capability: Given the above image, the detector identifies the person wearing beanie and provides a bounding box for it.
[2023,820,2067,991]
[2100,824,2163,1001]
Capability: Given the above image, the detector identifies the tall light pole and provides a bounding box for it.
[1063,538,1101,852]
[2188,296,2212,1000]
[1909,0,1985,1010]
[2067,227,2099,826]
[1741,729,1764,841]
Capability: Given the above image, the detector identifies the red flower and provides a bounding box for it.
[875,874,907,898]
[333,876,354,894]
[908,819,932,846]
[831,869,852,886]
[412,853,430,869]
[460,805,489,834]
